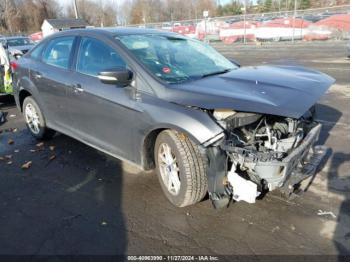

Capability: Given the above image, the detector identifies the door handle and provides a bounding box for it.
[33,73,42,79]
[72,84,84,93]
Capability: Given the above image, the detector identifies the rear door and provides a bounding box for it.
[66,36,142,160]
[30,36,76,129]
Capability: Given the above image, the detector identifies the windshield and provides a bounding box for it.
[7,38,34,47]
[117,34,237,83]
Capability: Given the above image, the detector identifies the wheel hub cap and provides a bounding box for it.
[25,103,41,134]
[158,143,181,195]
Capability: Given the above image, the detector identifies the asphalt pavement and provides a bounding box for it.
[0,40,349,258]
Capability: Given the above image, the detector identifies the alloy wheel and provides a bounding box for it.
[24,103,41,134]
[158,143,181,195]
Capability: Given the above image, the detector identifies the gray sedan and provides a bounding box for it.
[12,28,334,208]
[0,36,35,58]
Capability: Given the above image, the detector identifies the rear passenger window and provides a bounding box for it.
[76,37,126,77]
[42,37,74,69]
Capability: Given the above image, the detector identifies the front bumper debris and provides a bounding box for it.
[207,123,326,207]
[227,167,259,203]
[279,144,327,198]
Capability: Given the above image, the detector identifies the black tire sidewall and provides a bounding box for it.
[23,96,47,139]
[155,131,189,207]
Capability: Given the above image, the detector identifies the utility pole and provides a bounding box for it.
[292,0,297,43]
[73,0,79,19]
[278,0,281,14]
[243,0,247,44]
[100,0,104,27]
[114,0,118,26]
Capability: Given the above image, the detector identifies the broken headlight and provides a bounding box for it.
[212,109,236,121]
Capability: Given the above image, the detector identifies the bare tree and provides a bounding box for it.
[0,0,61,34]
[66,0,117,27]
[127,0,216,24]
[1,0,349,33]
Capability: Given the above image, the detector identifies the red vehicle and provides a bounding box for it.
[29,32,43,43]
[171,24,196,38]
[220,21,260,44]
[315,14,350,32]
[304,14,350,41]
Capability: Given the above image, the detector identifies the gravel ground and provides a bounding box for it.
[0,40,349,258]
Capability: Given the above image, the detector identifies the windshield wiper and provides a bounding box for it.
[201,69,231,78]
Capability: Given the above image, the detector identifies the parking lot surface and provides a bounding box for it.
[0,40,349,257]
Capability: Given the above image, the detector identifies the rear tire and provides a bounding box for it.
[155,130,208,207]
[23,96,55,140]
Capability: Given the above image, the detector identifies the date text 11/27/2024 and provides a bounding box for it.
[127,255,219,261]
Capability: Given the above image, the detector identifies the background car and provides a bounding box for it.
[0,36,35,59]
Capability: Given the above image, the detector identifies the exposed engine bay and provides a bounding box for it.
[208,108,325,206]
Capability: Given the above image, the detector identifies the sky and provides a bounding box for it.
[59,0,73,7]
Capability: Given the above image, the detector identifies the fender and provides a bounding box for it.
[15,73,48,116]
[137,94,224,170]
[140,94,224,145]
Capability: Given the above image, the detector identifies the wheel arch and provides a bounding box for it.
[19,89,32,112]
[141,125,205,171]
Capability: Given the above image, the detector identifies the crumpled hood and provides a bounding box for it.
[163,65,335,119]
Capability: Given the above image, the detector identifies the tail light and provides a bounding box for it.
[10,61,18,72]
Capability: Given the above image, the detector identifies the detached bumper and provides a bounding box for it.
[207,123,326,207]
[279,144,327,198]
[254,123,324,191]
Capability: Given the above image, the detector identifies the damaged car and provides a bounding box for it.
[12,28,334,208]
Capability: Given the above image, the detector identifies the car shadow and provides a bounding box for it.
[1,96,127,255]
[328,152,350,257]
[46,134,128,255]
[304,103,342,193]
[0,95,15,126]
[308,104,350,256]
[0,94,14,104]
[0,110,7,125]
[0,129,127,255]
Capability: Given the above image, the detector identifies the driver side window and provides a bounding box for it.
[76,37,126,77]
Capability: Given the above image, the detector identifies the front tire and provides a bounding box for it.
[155,130,208,207]
[23,96,55,140]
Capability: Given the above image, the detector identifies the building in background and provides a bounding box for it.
[41,18,89,38]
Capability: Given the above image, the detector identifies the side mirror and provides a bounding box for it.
[98,68,133,86]
[229,59,241,68]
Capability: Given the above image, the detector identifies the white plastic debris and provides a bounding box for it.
[227,167,259,204]
[317,210,336,219]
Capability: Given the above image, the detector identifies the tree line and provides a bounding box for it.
[1,0,349,34]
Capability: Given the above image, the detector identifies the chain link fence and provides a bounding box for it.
[125,5,350,44]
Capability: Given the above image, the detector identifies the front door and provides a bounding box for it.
[66,36,143,161]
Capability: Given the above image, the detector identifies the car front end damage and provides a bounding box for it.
[204,108,327,208]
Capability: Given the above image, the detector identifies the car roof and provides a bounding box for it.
[54,27,178,37]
